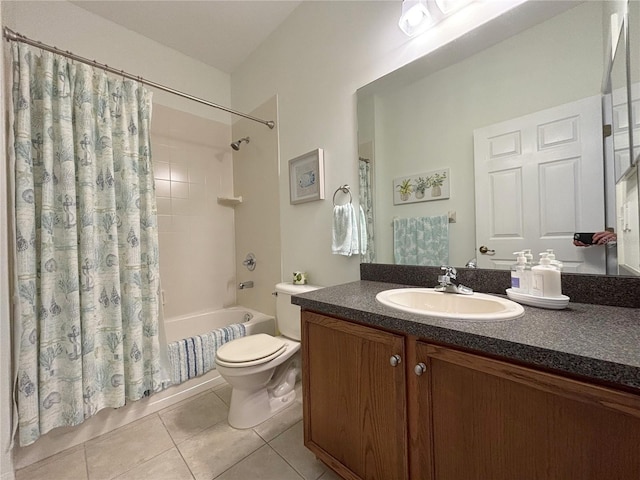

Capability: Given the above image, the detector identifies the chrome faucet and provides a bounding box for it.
[435,266,473,295]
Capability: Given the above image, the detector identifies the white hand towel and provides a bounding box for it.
[332,204,359,256]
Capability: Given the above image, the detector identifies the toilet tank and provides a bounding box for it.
[275,282,321,341]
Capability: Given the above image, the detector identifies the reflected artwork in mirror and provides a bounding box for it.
[357,0,640,276]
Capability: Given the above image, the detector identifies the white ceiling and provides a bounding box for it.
[71,1,303,74]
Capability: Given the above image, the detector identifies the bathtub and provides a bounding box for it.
[162,306,275,392]
[164,306,275,343]
[163,306,276,389]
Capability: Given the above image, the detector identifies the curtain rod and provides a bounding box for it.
[3,27,275,130]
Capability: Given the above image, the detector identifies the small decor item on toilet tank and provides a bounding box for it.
[293,271,307,285]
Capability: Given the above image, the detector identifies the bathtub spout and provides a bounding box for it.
[238,281,254,289]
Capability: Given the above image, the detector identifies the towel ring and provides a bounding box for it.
[333,185,352,206]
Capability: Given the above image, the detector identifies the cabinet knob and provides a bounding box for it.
[389,354,402,367]
[414,363,427,376]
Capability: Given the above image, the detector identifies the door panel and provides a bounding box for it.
[474,95,605,273]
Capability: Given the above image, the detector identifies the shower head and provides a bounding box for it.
[230,137,250,151]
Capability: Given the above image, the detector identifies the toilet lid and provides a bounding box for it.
[216,334,286,366]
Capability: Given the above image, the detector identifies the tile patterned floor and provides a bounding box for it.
[15,383,342,480]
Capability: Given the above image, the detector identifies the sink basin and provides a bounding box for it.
[375,288,524,321]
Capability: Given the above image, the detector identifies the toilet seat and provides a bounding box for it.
[216,334,287,367]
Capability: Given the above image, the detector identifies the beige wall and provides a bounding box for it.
[232,97,281,316]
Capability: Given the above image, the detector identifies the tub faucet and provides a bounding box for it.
[238,281,254,289]
[435,266,473,295]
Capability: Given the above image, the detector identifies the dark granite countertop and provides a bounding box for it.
[292,280,640,393]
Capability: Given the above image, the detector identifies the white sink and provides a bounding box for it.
[375,288,524,321]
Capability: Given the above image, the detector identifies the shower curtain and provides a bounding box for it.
[11,43,167,446]
[359,158,375,263]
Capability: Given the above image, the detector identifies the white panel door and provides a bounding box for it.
[474,95,606,273]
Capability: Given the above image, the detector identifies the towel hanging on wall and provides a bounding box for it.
[393,215,449,265]
[332,203,360,256]
[332,185,360,256]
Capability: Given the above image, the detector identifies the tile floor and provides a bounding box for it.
[15,383,342,480]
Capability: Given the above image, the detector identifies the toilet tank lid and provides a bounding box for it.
[275,282,322,295]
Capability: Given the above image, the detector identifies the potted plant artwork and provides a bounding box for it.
[427,171,447,197]
[415,177,428,199]
[396,178,413,201]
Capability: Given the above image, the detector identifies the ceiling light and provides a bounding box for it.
[434,0,474,15]
[398,0,433,37]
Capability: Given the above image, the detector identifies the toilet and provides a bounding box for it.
[215,282,321,429]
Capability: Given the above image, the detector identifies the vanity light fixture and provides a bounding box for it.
[398,0,433,37]
[434,0,474,15]
[399,0,476,37]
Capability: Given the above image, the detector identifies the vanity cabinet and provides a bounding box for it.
[301,311,408,480]
[418,342,640,479]
[302,311,640,480]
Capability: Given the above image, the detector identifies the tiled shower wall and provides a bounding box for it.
[151,104,236,319]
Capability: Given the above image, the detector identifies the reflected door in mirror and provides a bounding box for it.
[474,96,606,273]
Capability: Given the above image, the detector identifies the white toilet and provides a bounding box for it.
[215,282,320,429]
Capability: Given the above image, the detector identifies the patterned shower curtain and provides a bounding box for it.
[359,158,375,263]
[11,43,168,446]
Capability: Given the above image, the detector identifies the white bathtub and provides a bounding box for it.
[162,306,276,389]
[160,306,275,397]
[164,306,275,342]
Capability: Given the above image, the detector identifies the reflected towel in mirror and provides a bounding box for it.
[393,215,449,265]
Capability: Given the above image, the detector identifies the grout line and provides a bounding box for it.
[267,441,309,480]
[210,443,272,480]
[158,402,196,480]
[83,444,90,480]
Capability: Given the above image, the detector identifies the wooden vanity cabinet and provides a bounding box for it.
[302,311,640,480]
[417,342,640,480]
[301,311,409,480]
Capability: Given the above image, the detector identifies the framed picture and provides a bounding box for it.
[393,168,450,205]
[289,148,325,204]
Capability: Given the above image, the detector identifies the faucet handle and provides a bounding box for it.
[440,265,457,278]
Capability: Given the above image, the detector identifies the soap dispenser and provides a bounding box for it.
[531,253,562,298]
[546,249,563,271]
[510,252,530,294]
[523,249,534,268]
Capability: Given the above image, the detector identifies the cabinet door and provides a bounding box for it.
[302,311,408,480]
[419,342,640,480]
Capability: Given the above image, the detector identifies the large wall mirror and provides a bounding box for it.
[358,0,640,276]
